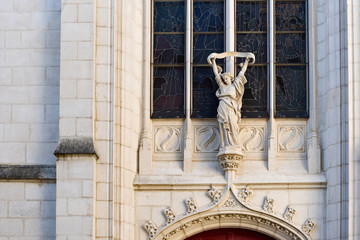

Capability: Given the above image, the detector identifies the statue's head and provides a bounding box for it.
[221,72,234,85]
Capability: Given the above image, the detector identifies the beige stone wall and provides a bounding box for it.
[0,181,56,239]
[0,1,60,239]
[0,0,60,165]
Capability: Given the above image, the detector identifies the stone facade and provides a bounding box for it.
[0,0,359,240]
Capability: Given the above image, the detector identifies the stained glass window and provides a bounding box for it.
[236,0,268,118]
[152,1,185,118]
[152,0,308,119]
[275,0,307,118]
[192,0,224,118]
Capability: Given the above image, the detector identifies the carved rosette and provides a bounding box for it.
[144,220,158,238]
[263,196,274,214]
[302,219,315,235]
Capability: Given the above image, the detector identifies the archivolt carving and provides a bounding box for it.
[239,127,265,152]
[195,126,220,152]
[145,184,314,240]
[154,127,181,152]
[278,126,305,152]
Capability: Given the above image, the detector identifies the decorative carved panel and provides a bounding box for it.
[238,126,265,152]
[278,126,305,152]
[154,127,182,152]
[195,126,220,152]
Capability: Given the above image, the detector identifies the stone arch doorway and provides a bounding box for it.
[185,228,276,240]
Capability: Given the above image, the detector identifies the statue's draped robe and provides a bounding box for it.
[216,73,247,148]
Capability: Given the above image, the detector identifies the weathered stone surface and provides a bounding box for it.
[0,165,55,180]
[54,137,96,155]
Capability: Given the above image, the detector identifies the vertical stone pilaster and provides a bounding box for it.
[55,149,97,239]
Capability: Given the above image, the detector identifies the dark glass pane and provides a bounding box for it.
[154,2,185,32]
[154,34,184,64]
[193,34,224,64]
[275,66,307,118]
[276,33,306,63]
[236,1,267,31]
[239,66,268,117]
[193,1,224,32]
[276,1,306,31]
[192,67,219,118]
[237,33,267,63]
[152,67,185,118]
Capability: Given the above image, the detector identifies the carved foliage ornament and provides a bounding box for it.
[195,126,220,152]
[208,186,222,203]
[164,208,176,225]
[144,220,158,238]
[263,196,274,214]
[239,127,265,152]
[186,198,197,214]
[283,206,297,222]
[278,126,305,152]
[239,185,253,203]
[302,219,315,235]
[154,127,181,152]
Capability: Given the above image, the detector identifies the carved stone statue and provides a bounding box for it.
[207,52,255,172]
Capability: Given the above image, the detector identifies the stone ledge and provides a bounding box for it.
[54,137,97,157]
[0,165,56,180]
[134,174,327,190]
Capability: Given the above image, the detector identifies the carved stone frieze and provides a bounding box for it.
[278,126,305,152]
[160,213,304,240]
[163,207,176,225]
[283,206,296,222]
[144,220,158,238]
[154,127,181,152]
[195,126,220,152]
[263,196,274,214]
[186,198,197,214]
[217,153,243,171]
[302,219,315,235]
[238,185,253,203]
[145,187,314,240]
[208,186,222,203]
[239,126,265,152]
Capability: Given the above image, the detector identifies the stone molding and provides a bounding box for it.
[0,164,56,180]
[54,137,97,157]
[144,184,315,240]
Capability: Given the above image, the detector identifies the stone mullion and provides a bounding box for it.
[267,0,276,171]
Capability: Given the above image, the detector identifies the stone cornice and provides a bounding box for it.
[54,137,97,158]
[0,164,56,180]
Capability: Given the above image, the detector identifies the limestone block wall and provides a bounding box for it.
[0,0,60,165]
[317,0,360,238]
[56,155,96,240]
[0,1,60,239]
[0,181,56,239]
